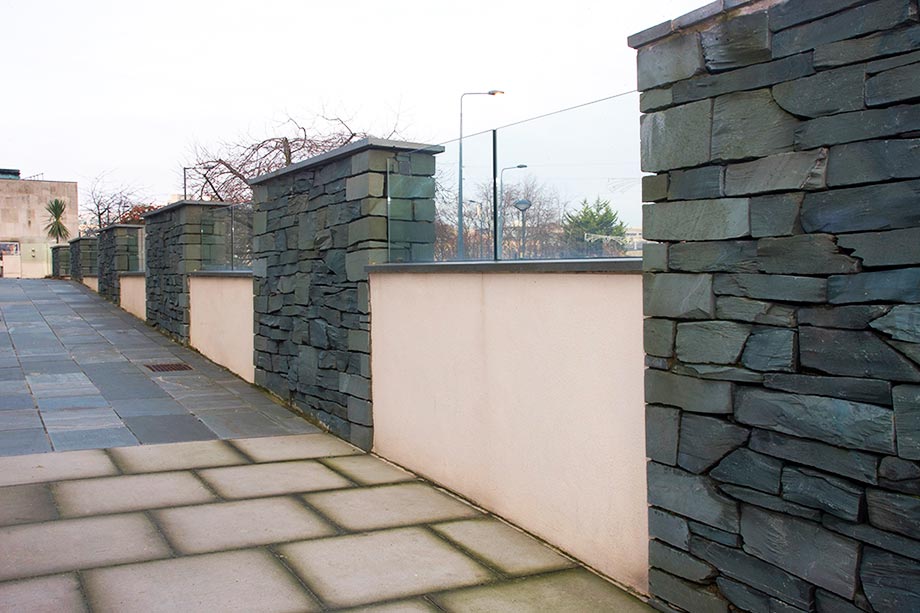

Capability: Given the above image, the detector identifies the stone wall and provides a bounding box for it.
[68,237,97,282]
[250,138,440,450]
[633,1,920,611]
[97,224,143,305]
[143,201,229,342]
[50,245,70,278]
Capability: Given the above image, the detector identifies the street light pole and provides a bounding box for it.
[513,198,532,259]
[458,90,503,260]
[498,164,527,260]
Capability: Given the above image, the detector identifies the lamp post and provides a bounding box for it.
[513,198,532,259]
[498,164,527,259]
[459,90,503,259]
[467,200,481,259]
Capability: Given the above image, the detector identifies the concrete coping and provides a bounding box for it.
[189,270,254,278]
[627,0,778,48]
[99,224,145,232]
[142,200,236,219]
[50,244,70,249]
[248,137,446,186]
[68,236,98,245]
[118,271,146,277]
[367,258,643,275]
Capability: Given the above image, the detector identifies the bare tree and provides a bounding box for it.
[81,175,147,234]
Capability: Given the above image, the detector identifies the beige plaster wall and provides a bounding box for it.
[369,271,648,594]
[119,275,146,321]
[82,276,98,292]
[0,179,79,278]
[189,275,254,383]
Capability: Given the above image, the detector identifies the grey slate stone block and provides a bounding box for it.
[668,166,723,200]
[757,234,859,275]
[721,484,822,521]
[798,305,892,330]
[701,11,771,72]
[671,362,764,383]
[688,522,742,548]
[772,0,917,58]
[828,139,920,187]
[711,448,783,494]
[717,578,804,613]
[860,548,920,613]
[741,327,797,372]
[716,296,796,327]
[768,0,866,32]
[772,66,866,118]
[675,320,751,365]
[750,193,802,238]
[824,514,920,561]
[647,355,671,371]
[644,273,715,319]
[763,373,892,406]
[741,505,860,598]
[645,369,733,414]
[796,105,920,149]
[801,179,920,233]
[647,404,680,466]
[689,536,815,609]
[711,89,799,162]
[648,569,728,613]
[648,462,740,532]
[750,429,879,484]
[880,456,920,481]
[678,414,749,474]
[645,318,676,358]
[640,88,674,113]
[815,24,920,68]
[725,149,828,196]
[815,589,868,613]
[839,228,920,268]
[650,508,690,550]
[669,241,759,273]
[713,273,827,303]
[829,269,920,305]
[637,32,705,91]
[870,305,920,342]
[800,327,920,382]
[649,540,717,583]
[640,100,713,172]
[891,340,920,368]
[643,242,669,272]
[643,199,750,241]
[782,467,864,521]
[737,388,895,454]
[867,61,920,106]
[894,385,920,460]
[642,174,669,202]
[672,53,815,104]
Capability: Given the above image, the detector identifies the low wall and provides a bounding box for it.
[81,276,98,292]
[189,273,254,383]
[369,262,648,594]
[119,273,146,320]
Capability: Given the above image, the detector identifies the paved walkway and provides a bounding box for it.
[0,279,651,611]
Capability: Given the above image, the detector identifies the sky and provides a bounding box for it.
[1,0,707,226]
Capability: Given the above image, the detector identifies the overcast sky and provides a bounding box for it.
[1,0,705,225]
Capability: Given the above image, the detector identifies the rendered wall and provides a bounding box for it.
[189,274,255,383]
[634,1,920,611]
[370,270,648,593]
[81,276,98,292]
[119,274,146,320]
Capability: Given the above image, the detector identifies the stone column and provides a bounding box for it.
[633,1,920,611]
[143,201,230,343]
[97,224,144,305]
[68,238,82,282]
[249,138,441,450]
[68,237,98,283]
[50,245,70,278]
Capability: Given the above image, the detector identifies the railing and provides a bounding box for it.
[200,203,253,271]
[386,92,644,262]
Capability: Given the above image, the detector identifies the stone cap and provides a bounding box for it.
[628,0,781,48]
[118,271,146,277]
[142,200,235,219]
[99,223,145,232]
[249,137,446,186]
[50,244,70,249]
[189,270,254,278]
[68,236,98,245]
[368,258,643,275]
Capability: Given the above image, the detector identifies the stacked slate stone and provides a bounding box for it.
[68,239,82,282]
[249,139,440,450]
[50,245,70,278]
[68,237,98,281]
[143,201,230,342]
[632,1,920,611]
[96,225,143,305]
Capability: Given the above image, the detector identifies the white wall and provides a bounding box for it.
[370,270,648,594]
[189,275,254,383]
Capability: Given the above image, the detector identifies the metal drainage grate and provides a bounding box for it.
[145,363,193,372]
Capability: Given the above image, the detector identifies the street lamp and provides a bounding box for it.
[513,198,532,259]
[458,89,503,259]
[498,164,527,259]
[466,200,482,259]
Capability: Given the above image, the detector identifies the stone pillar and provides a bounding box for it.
[50,245,70,278]
[143,201,230,343]
[97,224,144,305]
[68,237,98,283]
[249,138,441,449]
[633,1,920,611]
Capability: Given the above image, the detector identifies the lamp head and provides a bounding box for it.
[516,164,527,169]
[513,198,532,212]
[488,90,504,95]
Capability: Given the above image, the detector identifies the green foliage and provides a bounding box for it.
[561,197,627,256]
[44,198,70,244]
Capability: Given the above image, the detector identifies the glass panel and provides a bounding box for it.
[200,203,253,271]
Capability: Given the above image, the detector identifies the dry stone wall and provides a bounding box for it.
[68,237,97,282]
[633,1,920,611]
[97,225,143,305]
[51,245,69,278]
[249,138,439,450]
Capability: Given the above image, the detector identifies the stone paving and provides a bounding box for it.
[0,279,651,611]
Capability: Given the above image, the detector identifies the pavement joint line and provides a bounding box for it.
[265,543,330,612]
[141,508,181,558]
[420,522,508,583]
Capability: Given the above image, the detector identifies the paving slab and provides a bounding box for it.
[109,397,189,417]
[122,415,218,444]
[0,483,58,527]
[48,427,139,452]
[110,439,247,473]
[231,432,361,462]
[0,429,52,455]
[0,574,87,613]
[199,460,353,499]
[54,471,217,517]
[0,448,118,487]
[195,410,291,439]
[321,454,416,486]
[0,409,42,430]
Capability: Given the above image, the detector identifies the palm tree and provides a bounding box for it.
[44,198,70,243]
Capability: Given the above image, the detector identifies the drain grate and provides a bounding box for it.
[145,363,193,372]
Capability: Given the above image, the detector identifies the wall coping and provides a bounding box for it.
[99,224,145,232]
[142,200,234,219]
[189,270,254,278]
[68,236,98,245]
[50,244,70,249]
[249,137,446,186]
[368,258,643,275]
[119,271,146,277]
[627,0,782,48]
